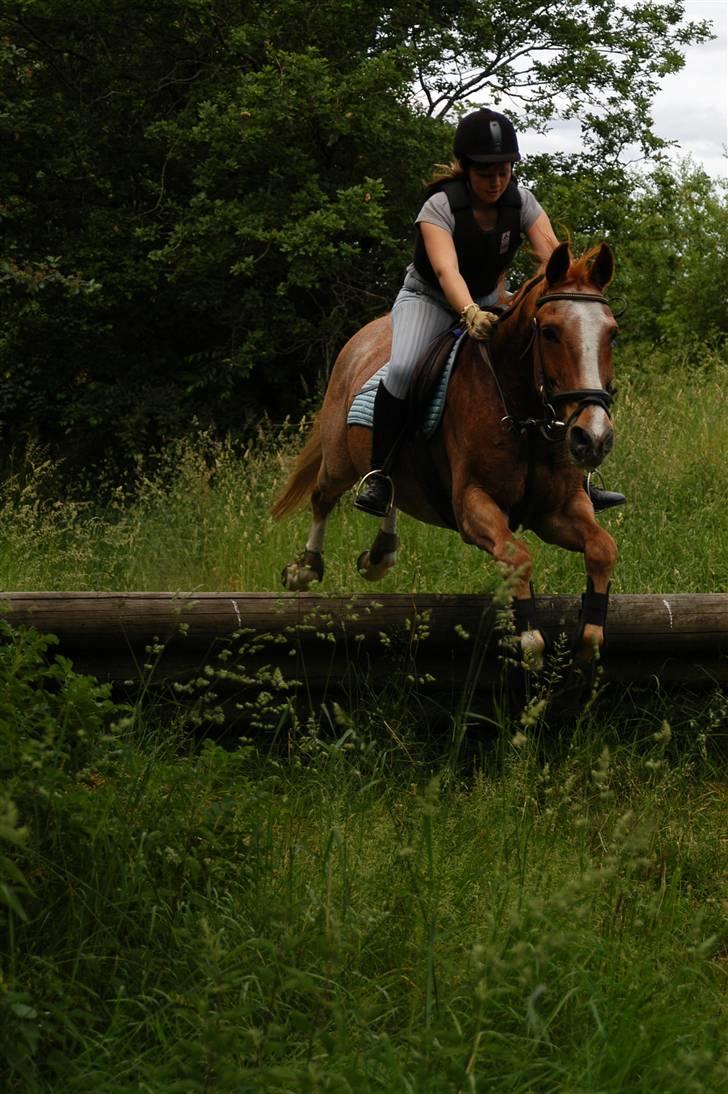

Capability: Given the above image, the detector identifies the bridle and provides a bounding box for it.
[481,288,616,442]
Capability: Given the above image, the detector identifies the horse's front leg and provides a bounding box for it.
[534,493,617,661]
[456,485,545,669]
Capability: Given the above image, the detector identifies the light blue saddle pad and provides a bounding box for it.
[346,332,466,438]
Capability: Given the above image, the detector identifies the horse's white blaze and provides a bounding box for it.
[568,303,612,438]
[568,303,606,389]
[579,402,611,439]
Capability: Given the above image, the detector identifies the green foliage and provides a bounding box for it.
[519,156,728,351]
[0,621,121,807]
[0,621,126,1081]
[0,640,726,1087]
[0,0,714,476]
[618,165,728,347]
[0,796,37,1080]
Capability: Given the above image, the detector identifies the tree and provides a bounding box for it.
[617,164,728,347]
[0,0,713,475]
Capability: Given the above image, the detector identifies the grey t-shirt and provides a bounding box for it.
[416,185,543,235]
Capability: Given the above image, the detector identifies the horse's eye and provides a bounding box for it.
[541,326,559,343]
[610,330,620,346]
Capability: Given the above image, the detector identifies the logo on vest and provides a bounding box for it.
[499,231,511,255]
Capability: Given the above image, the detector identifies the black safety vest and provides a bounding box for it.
[413,178,523,297]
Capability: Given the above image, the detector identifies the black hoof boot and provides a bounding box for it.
[354,471,394,518]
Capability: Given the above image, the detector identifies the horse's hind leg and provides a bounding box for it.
[357,507,400,582]
[281,482,345,591]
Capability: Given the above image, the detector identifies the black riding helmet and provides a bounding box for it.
[454,108,521,164]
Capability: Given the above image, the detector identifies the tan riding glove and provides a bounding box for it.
[461,303,498,340]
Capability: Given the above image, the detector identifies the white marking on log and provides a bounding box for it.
[662,598,673,628]
[231,599,242,627]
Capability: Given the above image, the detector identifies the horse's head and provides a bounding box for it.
[532,241,618,470]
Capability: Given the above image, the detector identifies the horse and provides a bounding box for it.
[271,241,619,668]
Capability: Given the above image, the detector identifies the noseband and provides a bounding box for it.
[483,289,615,440]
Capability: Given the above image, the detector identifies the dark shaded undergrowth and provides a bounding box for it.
[1,620,727,1092]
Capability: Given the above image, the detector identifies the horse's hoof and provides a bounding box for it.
[520,628,545,672]
[356,549,372,579]
[356,548,397,582]
[281,550,324,591]
[574,623,603,663]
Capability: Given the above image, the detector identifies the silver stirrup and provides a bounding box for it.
[585,469,606,494]
[354,470,395,514]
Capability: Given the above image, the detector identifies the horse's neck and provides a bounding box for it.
[487,311,539,409]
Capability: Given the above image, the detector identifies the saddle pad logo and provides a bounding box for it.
[499,230,511,255]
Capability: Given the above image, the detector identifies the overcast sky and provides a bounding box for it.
[517,0,728,180]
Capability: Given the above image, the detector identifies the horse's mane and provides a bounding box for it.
[564,245,609,287]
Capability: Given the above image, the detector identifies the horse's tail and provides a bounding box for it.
[270,415,323,520]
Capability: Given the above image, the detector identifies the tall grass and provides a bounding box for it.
[1,623,726,1090]
[1,342,727,1090]
[0,343,727,595]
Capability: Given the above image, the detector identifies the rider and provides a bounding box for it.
[354,107,625,518]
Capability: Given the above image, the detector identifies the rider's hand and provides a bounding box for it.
[461,303,497,340]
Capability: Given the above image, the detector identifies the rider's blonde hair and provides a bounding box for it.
[425,160,466,189]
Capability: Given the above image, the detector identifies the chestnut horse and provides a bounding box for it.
[271,242,619,666]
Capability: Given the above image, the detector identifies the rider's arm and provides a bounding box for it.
[420,221,476,313]
[527,212,560,264]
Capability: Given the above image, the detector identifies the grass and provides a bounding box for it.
[0,342,727,596]
[1,340,728,1090]
[1,648,727,1091]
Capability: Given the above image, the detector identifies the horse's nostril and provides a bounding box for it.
[570,426,592,457]
[569,423,613,468]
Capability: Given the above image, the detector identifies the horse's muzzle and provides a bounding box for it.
[568,412,613,469]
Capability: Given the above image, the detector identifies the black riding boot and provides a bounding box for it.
[353,381,408,517]
[585,474,626,513]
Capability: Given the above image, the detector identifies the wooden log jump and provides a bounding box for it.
[2,591,728,691]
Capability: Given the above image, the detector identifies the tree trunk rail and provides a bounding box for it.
[1,591,727,690]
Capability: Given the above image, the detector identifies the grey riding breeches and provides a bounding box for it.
[383,266,501,400]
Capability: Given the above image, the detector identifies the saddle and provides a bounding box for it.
[407,325,462,428]
[347,325,465,440]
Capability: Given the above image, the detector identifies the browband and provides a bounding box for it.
[536,292,610,307]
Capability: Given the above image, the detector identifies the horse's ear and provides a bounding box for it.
[590,242,614,289]
[545,241,571,286]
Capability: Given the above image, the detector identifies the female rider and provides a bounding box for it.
[353,107,625,517]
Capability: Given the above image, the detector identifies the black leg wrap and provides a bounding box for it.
[574,578,610,648]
